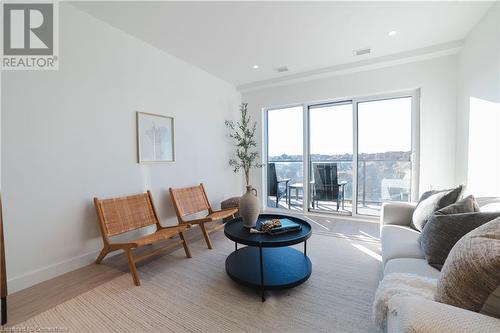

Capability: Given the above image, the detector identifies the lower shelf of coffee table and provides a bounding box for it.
[225,246,312,290]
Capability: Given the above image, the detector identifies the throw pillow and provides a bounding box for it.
[482,286,500,319]
[418,189,440,202]
[417,187,463,202]
[435,195,480,215]
[411,185,464,231]
[420,211,500,270]
[435,218,500,316]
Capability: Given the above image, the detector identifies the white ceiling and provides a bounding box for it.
[72,1,493,88]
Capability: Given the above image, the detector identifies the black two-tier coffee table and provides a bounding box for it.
[224,214,312,301]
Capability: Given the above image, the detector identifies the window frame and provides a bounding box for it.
[262,89,420,219]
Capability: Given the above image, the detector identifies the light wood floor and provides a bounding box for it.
[7,225,209,326]
[7,216,380,326]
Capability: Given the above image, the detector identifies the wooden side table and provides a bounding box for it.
[221,197,240,222]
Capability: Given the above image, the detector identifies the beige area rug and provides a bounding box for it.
[16,232,382,332]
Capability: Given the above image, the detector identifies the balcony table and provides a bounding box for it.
[287,181,347,210]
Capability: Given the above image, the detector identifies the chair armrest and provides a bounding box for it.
[159,224,189,231]
[380,202,417,228]
[219,207,238,213]
[387,296,500,333]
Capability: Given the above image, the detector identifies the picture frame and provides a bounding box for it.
[136,111,175,163]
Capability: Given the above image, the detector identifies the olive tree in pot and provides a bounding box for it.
[225,103,264,228]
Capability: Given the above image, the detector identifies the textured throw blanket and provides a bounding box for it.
[372,273,437,329]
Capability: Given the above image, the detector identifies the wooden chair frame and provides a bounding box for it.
[94,191,191,286]
[0,195,7,325]
[170,183,238,249]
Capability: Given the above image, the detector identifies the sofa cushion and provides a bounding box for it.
[436,195,480,215]
[387,296,500,333]
[420,211,500,270]
[411,185,464,231]
[482,286,500,319]
[381,225,424,265]
[418,189,445,201]
[478,197,500,212]
[384,258,441,279]
[436,218,500,316]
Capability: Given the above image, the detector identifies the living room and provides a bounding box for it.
[1,1,499,332]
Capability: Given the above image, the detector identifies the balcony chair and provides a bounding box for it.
[170,183,238,249]
[268,163,291,208]
[94,191,192,286]
[312,163,344,210]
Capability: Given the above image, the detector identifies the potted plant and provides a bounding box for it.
[225,103,263,228]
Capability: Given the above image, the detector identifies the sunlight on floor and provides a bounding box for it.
[359,230,379,240]
[303,216,330,231]
[351,243,382,262]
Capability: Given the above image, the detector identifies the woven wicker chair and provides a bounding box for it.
[170,183,238,249]
[94,191,191,286]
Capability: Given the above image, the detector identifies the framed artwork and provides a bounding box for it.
[136,112,175,163]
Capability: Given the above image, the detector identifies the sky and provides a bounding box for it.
[267,97,412,157]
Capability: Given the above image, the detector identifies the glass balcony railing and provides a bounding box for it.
[267,158,411,216]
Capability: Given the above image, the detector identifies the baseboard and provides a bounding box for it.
[7,226,205,294]
[7,248,106,293]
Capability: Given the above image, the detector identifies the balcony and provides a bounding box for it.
[266,158,411,216]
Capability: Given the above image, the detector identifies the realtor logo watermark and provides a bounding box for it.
[2,1,59,70]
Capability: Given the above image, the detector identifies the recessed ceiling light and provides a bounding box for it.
[388,30,398,37]
[252,65,259,69]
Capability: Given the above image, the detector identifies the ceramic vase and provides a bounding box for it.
[239,185,260,228]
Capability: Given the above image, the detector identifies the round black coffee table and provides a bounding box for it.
[224,214,312,301]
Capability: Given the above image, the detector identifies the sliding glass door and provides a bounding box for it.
[266,106,303,211]
[356,97,414,216]
[264,91,418,217]
[309,102,353,213]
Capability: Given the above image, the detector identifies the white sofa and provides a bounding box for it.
[380,202,500,333]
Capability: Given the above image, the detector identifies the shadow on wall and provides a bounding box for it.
[138,165,176,225]
[158,188,179,225]
[467,97,500,197]
[82,200,102,242]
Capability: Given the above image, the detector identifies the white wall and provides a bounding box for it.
[455,3,500,195]
[1,3,241,292]
[243,56,459,200]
